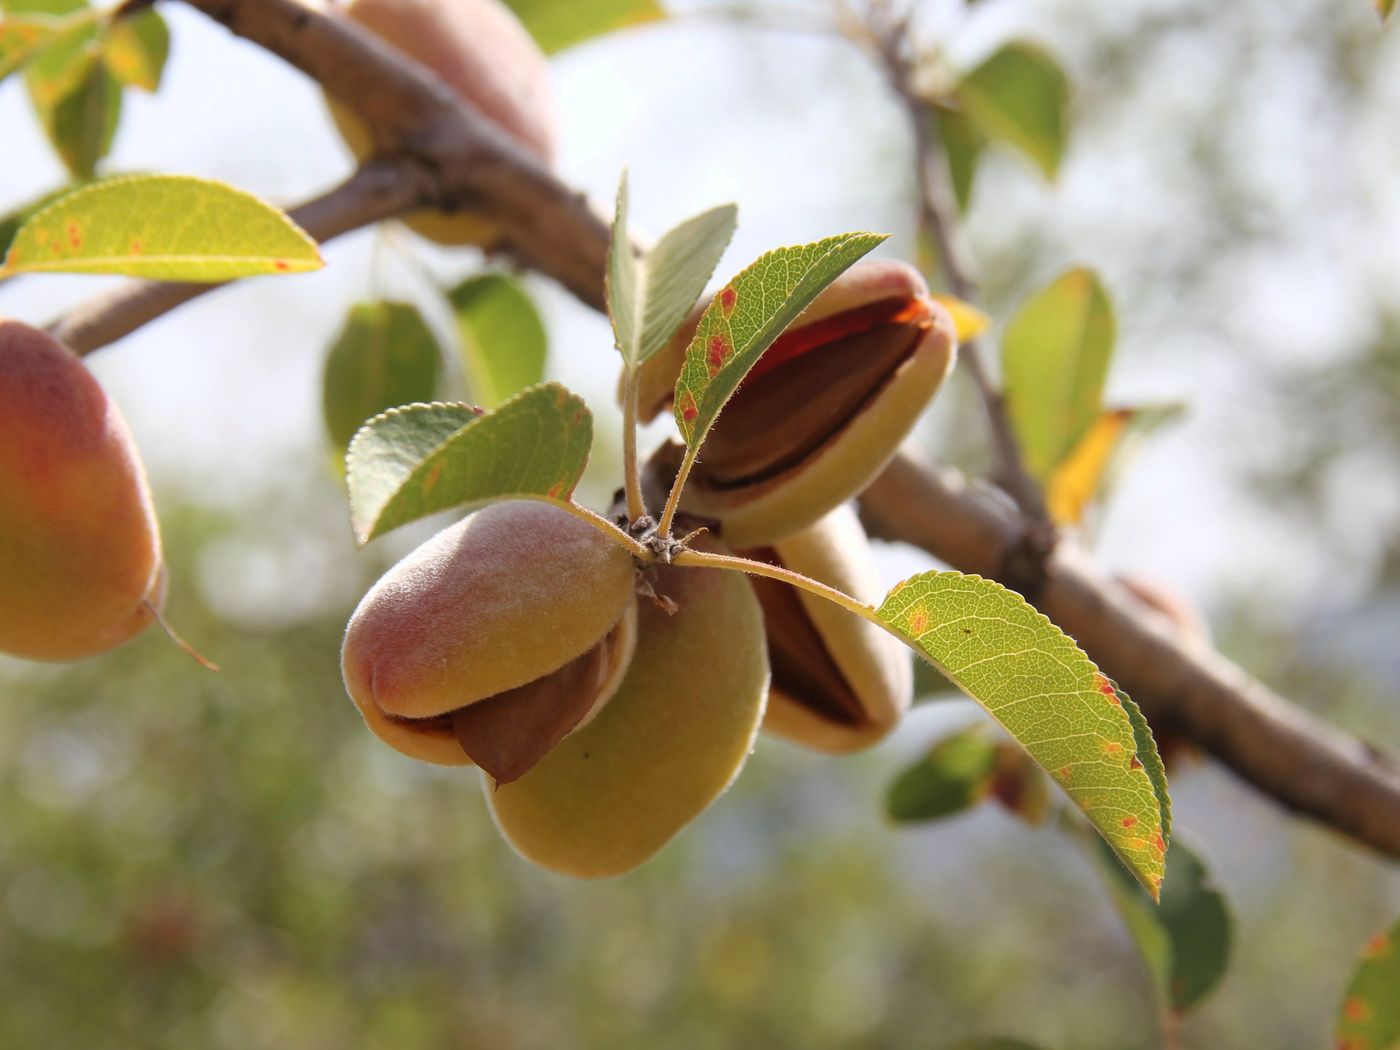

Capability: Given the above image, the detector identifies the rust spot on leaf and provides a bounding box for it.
[273,259,290,272]
[66,221,81,249]
[1096,674,1118,698]
[706,333,730,376]
[1153,832,1166,854]
[720,286,737,315]
[420,460,445,496]
[1102,739,1124,757]
[1364,932,1391,958]
[1057,766,1071,780]
[1121,815,1138,829]
[907,606,929,635]
[679,391,699,423]
[1130,755,1144,770]
[1343,997,1371,1023]
[130,238,143,255]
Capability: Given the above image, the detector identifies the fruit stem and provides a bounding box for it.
[621,368,647,522]
[656,445,698,542]
[672,547,877,625]
[558,500,649,558]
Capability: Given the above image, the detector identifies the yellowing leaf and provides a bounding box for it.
[878,571,1170,897]
[0,174,323,280]
[100,8,169,92]
[930,292,990,342]
[1047,404,1184,525]
[1001,267,1115,481]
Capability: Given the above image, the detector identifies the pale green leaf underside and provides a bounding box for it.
[672,231,886,448]
[449,273,548,408]
[0,174,323,279]
[957,41,1069,180]
[1337,915,1400,1049]
[877,571,1168,897]
[346,383,593,544]
[503,0,664,53]
[1001,267,1116,481]
[608,172,737,370]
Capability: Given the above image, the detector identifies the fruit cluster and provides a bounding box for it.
[341,259,958,876]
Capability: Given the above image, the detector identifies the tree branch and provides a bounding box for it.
[46,0,1400,858]
[860,450,1400,859]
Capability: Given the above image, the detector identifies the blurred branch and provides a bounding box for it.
[49,0,1400,859]
[861,4,1052,529]
[860,451,1400,860]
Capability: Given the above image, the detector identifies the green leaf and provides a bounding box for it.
[100,8,169,92]
[322,302,444,456]
[933,103,985,213]
[0,13,67,81]
[448,273,548,409]
[956,42,1069,180]
[887,726,999,822]
[1090,834,1231,1014]
[0,181,78,257]
[502,0,664,53]
[1001,267,1116,481]
[607,171,737,370]
[33,60,120,180]
[877,571,1169,898]
[672,231,886,449]
[346,383,593,544]
[1337,916,1400,1049]
[0,174,324,280]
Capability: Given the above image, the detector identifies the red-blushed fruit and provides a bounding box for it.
[0,320,165,662]
[328,0,556,246]
[636,259,958,546]
[738,504,912,753]
[488,539,770,877]
[341,501,638,775]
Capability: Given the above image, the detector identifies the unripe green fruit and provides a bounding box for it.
[638,259,958,546]
[739,505,912,753]
[341,501,638,772]
[0,320,164,661]
[328,0,556,246]
[489,540,770,878]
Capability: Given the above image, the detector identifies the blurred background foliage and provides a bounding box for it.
[3,0,1400,1047]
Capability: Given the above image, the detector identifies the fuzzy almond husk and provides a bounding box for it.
[488,538,770,877]
[0,320,164,661]
[341,501,637,767]
[740,504,912,753]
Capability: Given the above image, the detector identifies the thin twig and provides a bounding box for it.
[861,8,1051,525]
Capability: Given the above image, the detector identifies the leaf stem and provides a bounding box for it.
[672,547,878,625]
[621,368,646,522]
[556,500,649,559]
[656,445,698,541]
